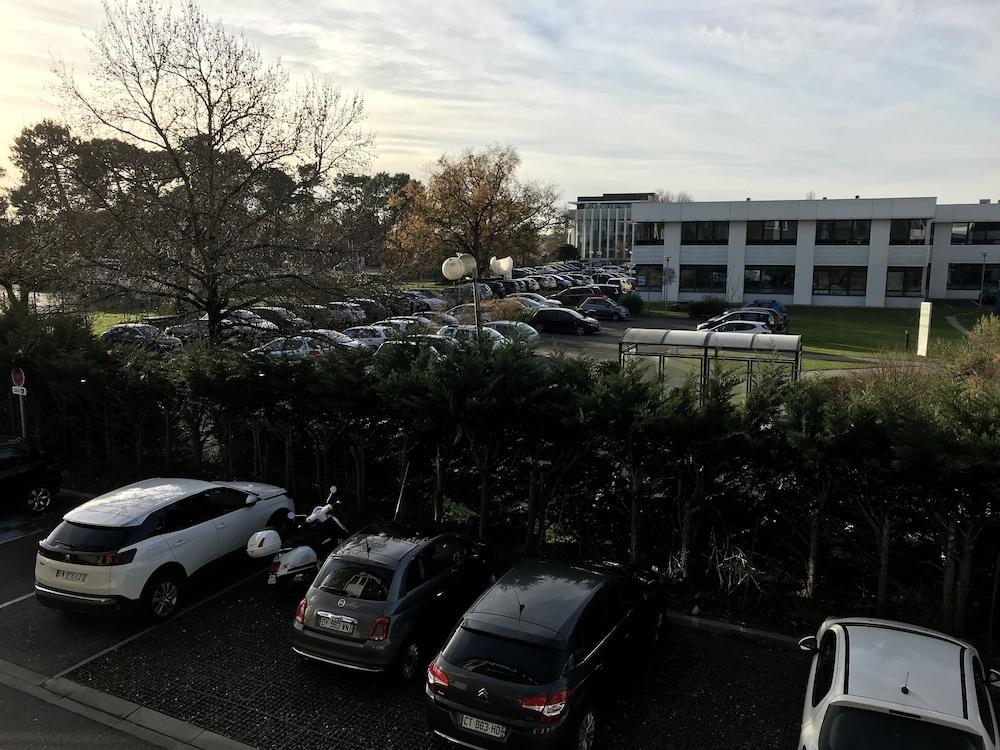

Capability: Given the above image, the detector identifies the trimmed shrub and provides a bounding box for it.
[688,295,729,319]
[620,292,643,316]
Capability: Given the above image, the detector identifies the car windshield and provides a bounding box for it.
[819,705,985,750]
[315,559,392,601]
[46,521,146,552]
[443,626,566,686]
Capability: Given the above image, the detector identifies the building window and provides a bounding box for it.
[813,267,867,295]
[815,220,870,245]
[634,264,664,290]
[634,223,664,246]
[885,267,923,297]
[744,266,795,294]
[681,221,729,245]
[679,265,727,293]
[947,263,1000,290]
[889,219,927,245]
[951,222,1000,245]
[746,220,797,245]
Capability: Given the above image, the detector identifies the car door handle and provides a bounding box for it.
[435,590,446,598]
[217,521,228,528]
[173,539,186,546]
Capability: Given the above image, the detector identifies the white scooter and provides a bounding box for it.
[246,486,350,592]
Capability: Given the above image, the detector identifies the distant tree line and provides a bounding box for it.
[3,308,998,638]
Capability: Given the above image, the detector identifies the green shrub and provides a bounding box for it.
[619,292,643,316]
[688,295,729,319]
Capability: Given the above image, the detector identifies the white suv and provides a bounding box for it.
[35,478,293,622]
[798,617,999,750]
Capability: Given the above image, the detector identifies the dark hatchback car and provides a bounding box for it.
[530,308,600,335]
[426,560,665,750]
[0,437,62,513]
[576,297,630,321]
[292,525,493,680]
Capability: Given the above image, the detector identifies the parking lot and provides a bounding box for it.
[0,495,811,750]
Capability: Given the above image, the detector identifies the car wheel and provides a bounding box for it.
[396,638,423,682]
[25,486,52,514]
[574,324,585,336]
[535,322,546,333]
[612,312,621,321]
[140,570,183,624]
[575,707,597,750]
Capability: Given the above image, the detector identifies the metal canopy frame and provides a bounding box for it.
[618,328,804,395]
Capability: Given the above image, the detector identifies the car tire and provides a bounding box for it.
[139,569,184,624]
[574,324,585,336]
[612,313,621,321]
[536,323,546,333]
[574,706,597,750]
[25,486,53,514]
[396,638,423,683]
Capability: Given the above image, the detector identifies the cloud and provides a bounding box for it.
[1,0,998,203]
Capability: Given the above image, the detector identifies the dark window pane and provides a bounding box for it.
[818,705,985,750]
[969,222,1000,245]
[45,521,147,552]
[679,265,727,292]
[443,626,566,686]
[634,264,664,290]
[952,223,970,244]
[886,267,924,297]
[812,631,837,706]
[635,223,664,245]
[816,220,870,245]
[681,222,729,245]
[744,266,795,294]
[947,264,1000,290]
[890,219,926,245]
[317,559,392,601]
[813,267,867,295]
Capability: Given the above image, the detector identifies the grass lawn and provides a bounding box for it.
[88,311,158,335]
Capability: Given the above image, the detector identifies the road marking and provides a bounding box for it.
[0,592,34,611]
[52,569,264,679]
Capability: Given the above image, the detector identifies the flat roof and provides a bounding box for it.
[621,328,802,353]
[842,622,967,719]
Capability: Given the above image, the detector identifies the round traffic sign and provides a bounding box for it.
[10,368,25,388]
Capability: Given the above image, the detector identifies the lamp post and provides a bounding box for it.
[441,253,483,341]
[980,251,989,307]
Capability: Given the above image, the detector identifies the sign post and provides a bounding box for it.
[916,301,932,357]
[10,368,26,439]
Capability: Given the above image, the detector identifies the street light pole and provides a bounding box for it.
[980,252,989,307]
[470,265,483,342]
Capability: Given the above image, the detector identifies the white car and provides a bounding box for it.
[35,478,294,622]
[302,329,365,350]
[797,617,999,750]
[378,315,435,334]
[343,325,393,348]
[248,335,330,361]
[200,309,279,334]
[436,324,510,350]
[705,320,772,334]
[326,302,367,327]
[511,292,561,307]
[484,320,540,349]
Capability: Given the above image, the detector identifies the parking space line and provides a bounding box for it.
[52,569,264,680]
[0,592,34,611]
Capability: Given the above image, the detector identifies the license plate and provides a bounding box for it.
[461,714,507,739]
[267,574,277,585]
[55,570,87,583]
[317,616,354,635]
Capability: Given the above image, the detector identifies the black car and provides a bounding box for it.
[576,297,630,321]
[292,525,493,680]
[531,308,600,335]
[480,280,508,299]
[500,279,519,295]
[594,284,622,301]
[0,437,62,513]
[100,323,182,352]
[426,560,665,750]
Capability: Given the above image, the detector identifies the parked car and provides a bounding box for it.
[744,299,791,328]
[426,559,666,750]
[248,336,328,361]
[484,321,540,349]
[417,311,460,327]
[0,436,62,513]
[446,304,498,324]
[511,292,561,307]
[553,286,605,307]
[500,279,519,295]
[796,617,998,750]
[292,525,493,680]
[252,306,310,332]
[577,296,631,321]
[303,329,366,351]
[379,315,436,334]
[327,302,368,327]
[480,280,508,299]
[212,309,279,333]
[403,290,450,312]
[343,325,394,348]
[437,325,510,350]
[373,338,452,365]
[697,308,778,331]
[35,478,294,622]
[348,298,383,324]
[531,308,601,335]
[527,275,557,290]
[707,321,773,333]
[100,323,182,352]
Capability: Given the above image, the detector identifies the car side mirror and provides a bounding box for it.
[990,668,1000,689]
[245,494,258,506]
[798,636,818,653]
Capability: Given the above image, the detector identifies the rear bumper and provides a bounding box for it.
[34,584,128,613]
[426,694,571,749]
[291,625,398,672]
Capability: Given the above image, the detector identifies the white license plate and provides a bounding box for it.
[267,574,277,585]
[317,616,354,635]
[461,714,507,739]
[55,570,87,583]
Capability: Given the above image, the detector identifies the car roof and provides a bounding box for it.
[333,524,442,568]
[832,618,971,720]
[468,560,607,641]
[64,478,222,527]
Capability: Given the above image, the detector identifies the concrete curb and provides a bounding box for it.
[0,658,255,750]
[665,611,801,645]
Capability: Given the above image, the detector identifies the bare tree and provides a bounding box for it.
[654,189,694,203]
[52,0,373,340]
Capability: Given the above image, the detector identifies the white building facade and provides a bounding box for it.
[569,193,656,260]
[629,197,1000,308]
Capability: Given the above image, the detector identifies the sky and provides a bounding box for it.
[1,0,999,205]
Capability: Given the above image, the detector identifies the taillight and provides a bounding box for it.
[294,598,307,624]
[521,689,574,725]
[96,549,137,566]
[368,616,390,641]
[426,659,449,694]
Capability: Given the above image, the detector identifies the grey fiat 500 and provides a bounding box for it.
[292,524,493,680]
